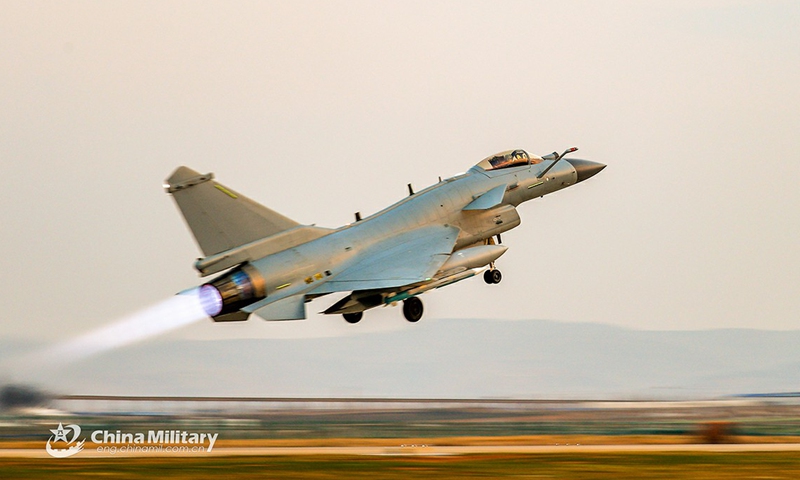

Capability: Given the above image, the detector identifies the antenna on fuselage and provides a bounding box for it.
[408,183,415,196]
[536,146,578,179]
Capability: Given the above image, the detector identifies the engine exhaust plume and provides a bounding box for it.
[5,289,208,379]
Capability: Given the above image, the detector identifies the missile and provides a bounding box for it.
[384,245,508,303]
[437,244,508,275]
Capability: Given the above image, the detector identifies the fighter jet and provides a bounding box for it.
[166,148,604,324]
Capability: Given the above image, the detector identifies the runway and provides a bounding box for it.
[4,443,800,458]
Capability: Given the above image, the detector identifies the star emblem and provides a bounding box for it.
[50,423,70,443]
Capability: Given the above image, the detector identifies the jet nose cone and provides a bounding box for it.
[565,159,606,183]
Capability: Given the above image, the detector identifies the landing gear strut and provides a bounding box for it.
[402,297,423,322]
[484,268,502,284]
[343,312,363,324]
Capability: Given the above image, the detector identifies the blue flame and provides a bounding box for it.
[198,285,223,317]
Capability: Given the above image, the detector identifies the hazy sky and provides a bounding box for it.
[2,1,799,344]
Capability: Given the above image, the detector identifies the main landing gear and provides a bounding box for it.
[402,297,423,322]
[342,297,424,324]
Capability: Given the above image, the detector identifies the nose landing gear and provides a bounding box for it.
[483,237,503,285]
[483,268,502,284]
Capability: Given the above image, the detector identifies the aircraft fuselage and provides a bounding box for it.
[167,149,605,323]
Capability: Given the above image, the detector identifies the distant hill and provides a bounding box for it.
[2,319,799,399]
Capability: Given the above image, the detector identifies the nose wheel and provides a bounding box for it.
[402,297,424,322]
[484,268,502,284]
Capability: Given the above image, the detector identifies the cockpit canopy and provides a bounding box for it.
[474,149,543,171]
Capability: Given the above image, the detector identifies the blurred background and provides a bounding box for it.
[1,1,799,453]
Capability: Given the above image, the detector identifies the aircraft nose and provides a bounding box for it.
[565,159,606,183]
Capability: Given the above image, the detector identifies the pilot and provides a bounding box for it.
[489,154,512,170]
[490,151,528,170]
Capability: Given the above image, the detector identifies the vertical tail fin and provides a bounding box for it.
[165,166,300,256]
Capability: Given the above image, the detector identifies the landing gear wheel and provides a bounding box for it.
[343,312,363,324]
[484,269,502,284]
[402,297,423,322]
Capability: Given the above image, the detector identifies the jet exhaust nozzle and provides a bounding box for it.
[198,265,266,318]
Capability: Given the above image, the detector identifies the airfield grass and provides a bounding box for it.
[4,452,800,479]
